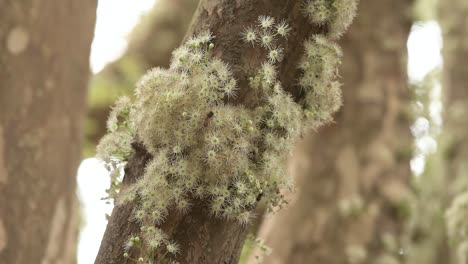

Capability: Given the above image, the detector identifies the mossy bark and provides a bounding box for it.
[0,0,96,263]
[94,0,345,263]
[250,0,414,263]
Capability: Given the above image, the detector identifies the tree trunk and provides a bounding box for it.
[440,0,468,197]
[95,0,356,263]
[0,1,96,263]
[85,0,199,156]
[440,0,468,263]
[251,0,413,263]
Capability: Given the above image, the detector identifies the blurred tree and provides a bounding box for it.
[440,0,468,262]
[250,0,414,263]
[0,0,96,263]
[402,70,448,264]
[94,0,357,263]
[84,0,199,157]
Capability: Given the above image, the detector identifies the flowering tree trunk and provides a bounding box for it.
[440,0,468,262]
[251,0,414,263]
[95,0,357,263]
[0,0,96,263]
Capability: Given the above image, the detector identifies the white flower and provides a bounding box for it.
[258,15,275,29]
[242,26,257,44]
[166,241,180,255]
[190,50,204,64]
[198,30,214,43]
[172,46,190,60]
[268,48,284,63]
[222,79,238,98]
[261,62,277,84]
[261,31,274,48]
[237,211,254,225]
[276,20,291,37]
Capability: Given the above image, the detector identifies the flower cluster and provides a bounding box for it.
[97,96,135,198]
[98,27,304,260]
[242,16,290,63]
[97,1,356,259]
[303,0,357,38]
[299,35,343,128]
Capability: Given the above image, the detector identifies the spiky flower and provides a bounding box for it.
[276,19,291,37]
[258,15,275,29]
[166,241,180,255]
[260,31,274,48]
[302,0,357,38]
[237,211,254,226]
[268,48,284,63]
[242,26,257,44]
[261,62,277,84]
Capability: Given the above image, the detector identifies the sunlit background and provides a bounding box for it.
[77,1,156,263]
[76,1,443,262]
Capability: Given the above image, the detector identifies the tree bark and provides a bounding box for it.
[85,0,199,157]
[95,0,339,263]
[439,0,468,262]
[0,0,96,263]
[251,0,414,263]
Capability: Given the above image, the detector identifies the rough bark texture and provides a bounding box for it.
[0,0,96,263]
[85,0,199,156]
[251,0,414,263]
[439,0,468,262]
[95,1,328,263]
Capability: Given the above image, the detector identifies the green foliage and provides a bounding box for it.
[239,235,271,264]
[96,0,357,259]
[88,56,143,109]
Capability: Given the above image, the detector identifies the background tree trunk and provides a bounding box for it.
[84,0,199,156]
[439,0,468,262]
[251,0,414,263]
[403,69,447,264]
[0,1,96,263]
[94,0,347,263]
[440,0,468,200]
